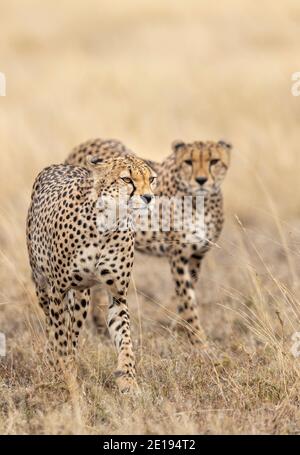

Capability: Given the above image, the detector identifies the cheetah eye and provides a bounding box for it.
[121,177,133,184]
[149,176,156,184]
[210,159,220,166]
[184,159,193,166]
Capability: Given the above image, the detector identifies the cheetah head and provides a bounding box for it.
[171,140,231,194]
[87,155,157,211]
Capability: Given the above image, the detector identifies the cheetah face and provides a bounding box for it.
[119,166,157,211]
[88,155,157,211]
[172,140,231,194]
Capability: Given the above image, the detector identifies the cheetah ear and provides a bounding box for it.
[171,140,186,153]
[86,154,105,168]
[218,140,232,150]
[86,155,113,193]
[218,140,231,167]
[86,155,111,181]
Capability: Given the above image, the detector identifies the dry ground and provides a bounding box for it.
[1,0,300,434]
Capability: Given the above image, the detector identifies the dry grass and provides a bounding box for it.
[1,0,300,434]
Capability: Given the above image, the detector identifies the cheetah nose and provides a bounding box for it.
[141,194,153,204]
[196,177,208,186]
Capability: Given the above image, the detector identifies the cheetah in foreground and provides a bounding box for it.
[27,154,156,392]
[66,138,231,344]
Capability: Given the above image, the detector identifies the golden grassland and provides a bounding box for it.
[1,0,300,434]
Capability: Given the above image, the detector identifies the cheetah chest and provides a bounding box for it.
[71,235,134,294]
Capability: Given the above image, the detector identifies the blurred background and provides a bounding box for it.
[1,0,300,434]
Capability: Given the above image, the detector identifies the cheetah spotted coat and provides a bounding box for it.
[66,138,231,343]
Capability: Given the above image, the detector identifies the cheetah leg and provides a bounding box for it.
[46,288,78,376]
[169,256,205,344]
[47,291,71,362]
[90,287,109,336]
[40,288,90,394]
[107,295,138,393]
[35,285,50,318]
[68,288,91,353]
[189,254,203,284]
[35,285,53,359]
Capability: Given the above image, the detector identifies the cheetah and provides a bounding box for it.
[66,138,231,343]
[26,154,156,392]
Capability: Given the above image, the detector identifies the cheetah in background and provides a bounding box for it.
[66,138,231,344]
[27,154,156,393]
